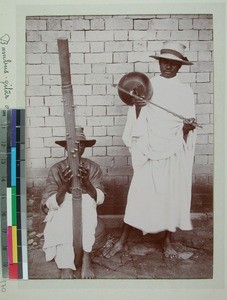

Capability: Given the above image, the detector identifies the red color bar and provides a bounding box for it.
[9,264,18,279]
[7,226,13,264]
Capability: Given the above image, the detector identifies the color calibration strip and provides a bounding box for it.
[0,109,28,279]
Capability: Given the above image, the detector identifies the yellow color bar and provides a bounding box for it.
[12,226,18,263]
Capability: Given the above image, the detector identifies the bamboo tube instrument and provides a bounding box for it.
[57,38,83,268]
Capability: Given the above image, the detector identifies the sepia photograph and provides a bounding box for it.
[25,14,213,280]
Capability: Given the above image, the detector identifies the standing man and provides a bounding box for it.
[104,42,197,259]
[41,127,105,279]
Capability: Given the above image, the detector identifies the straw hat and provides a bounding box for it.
[55,127,96,148]
[150,41,193,65]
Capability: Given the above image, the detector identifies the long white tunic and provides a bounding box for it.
[123,75,196,234]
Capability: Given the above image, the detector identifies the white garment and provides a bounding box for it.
[123,75,196,234]
[43,189,104,270]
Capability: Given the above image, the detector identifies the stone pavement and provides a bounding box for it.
[28,213,213,279]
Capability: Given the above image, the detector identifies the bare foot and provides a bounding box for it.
[163,244,178,259]
[61,268,74,279]
[81,252,95,279]
[103,240,127,258]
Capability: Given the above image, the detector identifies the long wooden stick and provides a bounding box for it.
[57,38,83,268]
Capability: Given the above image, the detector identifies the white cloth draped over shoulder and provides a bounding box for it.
[123,75,196,234]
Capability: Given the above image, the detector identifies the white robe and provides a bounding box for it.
[43,190,104,270]
[123,75,196,234]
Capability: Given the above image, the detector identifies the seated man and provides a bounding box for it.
[41,127,105,279]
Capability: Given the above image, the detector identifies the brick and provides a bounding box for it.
[87,116,113,126]
[196,114,209,124]
[42,54,59,64]
[42,75,61,85]
[147,41,163,51]
[71,31,85,41]
[29,96,44,106]
[107,146,129,156]
[26,20,46,30]
[45,116,65,127]
[47,19,61,31]
[49,86,63,97]
[191,82,213,94]
[156,31,171,40]
[51,147,65,158]
[107,106,128,116]
[28,75,42,86]
[27,32,41,42]
[128,52,151,63]
[46,158,61,168]
[49,106,63,116]
[94,126,106,136]
[53,127,66,137]
[27,148,50,159]
[113,137,125,146]
[91,19,105,30]
[92,85,106,95]
[107,126,124,136]
[134,63,149,73]
[105,18,133,30]
[92,63,106,73]
[70,75,84,85]
[93,147,107,156]
[44,96,63,106]
[44,137,60,147]
[26,64,49,75]
[129,30,155,41]
[70,54,85,64]
[113,53,128,63]
[95,136,112,147]
[62,20,73,30]
[87,95,113,106]
[30,138,44,148]
[133,41,147,52]
[106,63,133,74]
[72,19,90,30]
[86,31,114,41]
[26,106,49,117]
[195,174,209,185]
[76,106,92,116]
[191,62,213,73]
[85,53,112,63]
[193,19,213,29]
[92,157,113,167]
[199,30,213,41]
[197,94,212,104]
[27,86,50,96]
[73,85,92,96]
[190,41,213,51]
[41,31,70,42]
[30,159,46,169]
[114,31,128,41]
[27,127,52,138]
[179,19,193,30]
[196,104,213,114]
[195,134,208,144]
[49,64,60,75]
[195,144,213,154]
[30,117,45,127]
[85,74,112,84]
[105,41,132,52]
[90,42,104,53]
[196,73,210,83]
[69,42,90,53]
[171,30,198,41]
[198,51,212,61]
[193,164,213,174]
[70,64,92,74]
[149,19,178,30]
[134,20,149,30]
[93,105,106,115]
[196,124,213,134]
[114,157,128,167]
[27,54,42,64]
[26,42,47,53]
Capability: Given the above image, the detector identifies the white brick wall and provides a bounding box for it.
[26,14,213,187]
